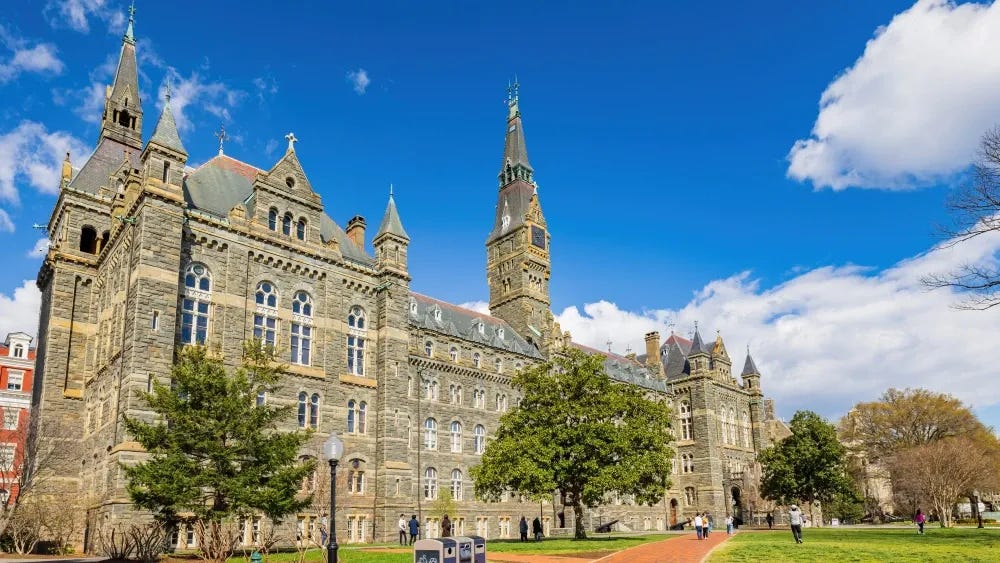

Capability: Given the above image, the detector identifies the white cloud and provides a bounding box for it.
[45,0,125,34]
[347,69,370,95]
[0,121,88,204]
[0,25,64,82]
[555,230,1000,422]
[458,300,490,315]
[788,0,1000,190]
[0,281,41,340]
[27,238,50,259]
[252,75,278,103]
[0,209,13,233]
[159,69,245,132]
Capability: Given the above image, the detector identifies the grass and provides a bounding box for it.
[222,533,671,563]
[709,527,1000,562]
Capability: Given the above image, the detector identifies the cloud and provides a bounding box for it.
[0,209,13,233]
[555,230,1000,422]
[27,238,50,259]
[45,0,125,34]
[52,53,115,124]
[788,0,1000,190]
[252,75,278,104]
[0,281,41,340]
[0,25,64,82]
[458,300,491,315]
[347,69,370,95]
[157,69,245,132]
[263,138,279,156]
[0,121,88,205]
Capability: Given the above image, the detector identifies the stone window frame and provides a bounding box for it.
[424,467,438,500]
[6,370,23,392]
[309,393,320,430]
[347,399,367,434]
[450,420,462,453]
[297,391,308,429]
[268,207,279,231]
[472,352,481,369]
[424,418,438,450]
[253,281,279,348]
[296,217,307,241]
[473,424,486,454]
[449,347,459,362]
[290,291,314,366]
[424,340,434,358]
[742,410,751,448]
[679,399,693,441]
[347,306,367,376]
[181,262,212,346]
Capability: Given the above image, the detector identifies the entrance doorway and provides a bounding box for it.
[731,487,743,522]
[670,498,679,526]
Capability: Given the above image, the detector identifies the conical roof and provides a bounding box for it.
[376,194,409,240]
[688,327,708,356]
[741,352,760,376]
[149,99,186,155]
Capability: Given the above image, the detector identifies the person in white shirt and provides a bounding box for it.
[725,515,734,535]
[398,513,407,545]
[694,513,704,540]
[789,505,804,544]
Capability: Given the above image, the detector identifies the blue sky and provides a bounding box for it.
[2,0,1000,427]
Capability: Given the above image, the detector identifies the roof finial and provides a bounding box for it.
[389,183,394,197]
[164,81,172,104]
[285,132,298,152]
[214,125,230,156]
[124,1,136,44]
[606,339,613,353]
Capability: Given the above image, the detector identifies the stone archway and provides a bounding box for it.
[670,498,679,526]
[731,487,743,523]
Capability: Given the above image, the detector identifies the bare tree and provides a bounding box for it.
[889,437,993,528]
[923,127,1000,309]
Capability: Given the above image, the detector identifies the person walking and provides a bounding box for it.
[705,513,713,538]
[519,516,529,542]
[694,513,704,540]
[766,512,774,530]
[398,513,408,545]
[789,505,804,544]
[914,509,926,535]
[442,514,452,538]
[725,515,734,535]
[408,514,420,545]
[532,517,543,541]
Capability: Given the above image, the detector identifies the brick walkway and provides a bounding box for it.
[596,531,732,563]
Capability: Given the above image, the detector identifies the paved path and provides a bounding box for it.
[596,531,731,563]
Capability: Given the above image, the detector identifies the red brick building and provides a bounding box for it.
[0,332,34,503]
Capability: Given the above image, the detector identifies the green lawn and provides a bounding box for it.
[710,527,1000,563]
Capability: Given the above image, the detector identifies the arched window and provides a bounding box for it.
[347,399,356,433]
[297,392,308,428]
[743,411,751,448]
[79,226,98,254]
[253,282,278,347]
[684,487,697,507]
[256,391,266,406]
[359,401,367,433]
[296,218,307,241]
[496,394,507,412]
[424,340,433,357]
[309,393,320,430]
[424,467,438,500]
[423,379,439,401]
[291,291,313,365]
[451,469,463,501]
[449,347,459,362]
[679,400,692,441]
[728,408,737,445]
[424,418,437,450]
[347,306,366,376]
[181,263,211,345]
[450,421,462,453]
[495,358,502,373]
[282,213,293,236]
[268,208,278,231]
[474,424,486,454]
[472,352,481,369]
[450,385,462,404]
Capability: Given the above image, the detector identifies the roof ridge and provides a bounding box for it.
[409,292,503,323]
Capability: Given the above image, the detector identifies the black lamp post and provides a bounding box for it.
[323,433,344,563]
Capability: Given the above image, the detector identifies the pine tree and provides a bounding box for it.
[122,342,315,562]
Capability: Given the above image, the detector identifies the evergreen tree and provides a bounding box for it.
[122,342,315,561]
[471,347,673,539]
[759,410,856,525]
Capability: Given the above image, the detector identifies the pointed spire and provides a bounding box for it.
[742,348,761,377]
[498,79,533,187]
[124,1,136,44]
[376,188,409,241]
[149,85,186,155]
[100,3,142,147]
[688,323,707,356]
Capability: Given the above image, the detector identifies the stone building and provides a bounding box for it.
[31,16,788,547]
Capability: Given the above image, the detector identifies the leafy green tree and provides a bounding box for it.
[122,342,315,562]
[471,347,673,539]
[759,410,856,526]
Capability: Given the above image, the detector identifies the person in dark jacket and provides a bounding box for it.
[519,516,529,542]
[532,517,543,541]
[408,515,420,544]
[766,512,774,529]
[442,514,452,538]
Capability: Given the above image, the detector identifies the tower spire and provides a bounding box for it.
[498,79,533,188]
[98,4,143,148]
[124,1,136,44]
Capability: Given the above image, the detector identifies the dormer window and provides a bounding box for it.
[498,328,505,340]
[11,344,24,359]
[409,302,418,315]
[433,308,442,322]
[477,323,485,336]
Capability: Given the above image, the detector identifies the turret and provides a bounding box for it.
[741,348,762,396]
[142,87,187,192]
[99,3,142,149]
[373,189,409,277]
[687,324,709,375]
[711,331,733,381]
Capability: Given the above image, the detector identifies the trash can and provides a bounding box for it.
[414,538,458,563]
[453,536,473,563]
[468,535,486,563]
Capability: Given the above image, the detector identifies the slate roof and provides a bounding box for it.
[148,101,186,154]
[67,137,140,195]
[741,352,760,376]
[502,105,532,172]
[375,194,408,240]
[110,41,139,105]
[409,292,542,359]
[181,155,375,266]
[571,343,667,392]
[487,181,535,243]
[688,328,708,356]
[660,333,693,380]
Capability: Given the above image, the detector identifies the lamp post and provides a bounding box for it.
[323,433,344,563]
[974,490,984,529]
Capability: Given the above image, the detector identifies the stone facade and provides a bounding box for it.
[31,20,789,548]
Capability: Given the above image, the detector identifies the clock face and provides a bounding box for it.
[531,225,546,249]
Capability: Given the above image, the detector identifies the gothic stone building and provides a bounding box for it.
[32,19,788,546]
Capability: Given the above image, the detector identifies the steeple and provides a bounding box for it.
[99,3,143,149]
[148,87,186,155]
[376,189,409,241]
[741,349,760,377]
[374,187,410,276]
[688,324,707,356]
[741,346,763,395]
[498,79,533,188]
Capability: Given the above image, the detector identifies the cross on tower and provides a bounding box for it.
[128,1,136,20]
[606,339,613,353]
[285,132,298,152]
[214,125,230,156]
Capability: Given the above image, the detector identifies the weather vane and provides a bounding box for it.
[214,125,230,156]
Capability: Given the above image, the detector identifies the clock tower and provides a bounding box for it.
[486,84,553,354]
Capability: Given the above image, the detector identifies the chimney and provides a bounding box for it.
[644,331,662,376]
[346,215,366,248]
